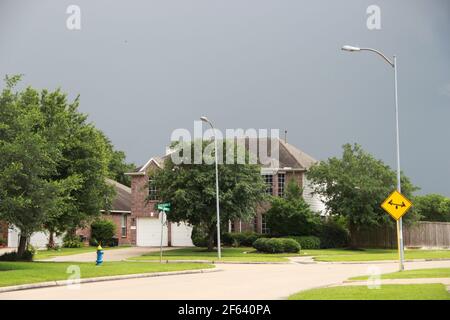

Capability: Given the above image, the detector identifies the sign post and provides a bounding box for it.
[381,190,412,271]
[157,203,171,263]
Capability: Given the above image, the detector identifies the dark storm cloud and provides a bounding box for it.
[0,0,449,195]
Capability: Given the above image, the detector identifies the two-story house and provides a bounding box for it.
[124,138,325,247]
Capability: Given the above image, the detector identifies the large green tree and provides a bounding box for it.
[306,143,419,240]
[0,76,62,254]
[0,76,114,253]
[151,140,267,251]
[413,194,450,222]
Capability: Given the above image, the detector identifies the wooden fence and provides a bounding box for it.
[351,221,450,249]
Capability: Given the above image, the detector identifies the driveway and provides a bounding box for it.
[0,248,15,255]
[41,246,173,262]
[2,259,450,299]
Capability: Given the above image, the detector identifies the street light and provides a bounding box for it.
[200,116,221,259]
[342,45,404,271]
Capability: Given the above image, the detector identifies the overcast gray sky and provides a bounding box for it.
[1,0,449,196]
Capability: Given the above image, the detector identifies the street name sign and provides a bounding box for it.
[157,202,171,212]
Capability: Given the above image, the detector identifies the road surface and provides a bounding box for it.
[2,259,450,299]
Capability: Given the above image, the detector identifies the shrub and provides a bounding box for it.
[265,238,284,253]
[46,243,61,250]
[253,238,300,253]
[191,225,209,247]
[281,238,301,253]
[63,234,83,248]
[265,181,321,237]
[90,219,116,246]
[319,218,350,248]
[223,232,266,247]
[253,238,269,252]
[221,232,233,246]
[286,236,321,249]
[0,250,34,261]
[0,238,7,247]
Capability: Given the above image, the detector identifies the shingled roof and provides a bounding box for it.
[105,178,131,212]
[133,138,317,173]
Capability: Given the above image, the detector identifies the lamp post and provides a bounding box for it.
[342,45,404,271]
[200,116,221,259]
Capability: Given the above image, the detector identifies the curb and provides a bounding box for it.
[0,267,221,294]
[127,259,291,265]
[314,258,450,264]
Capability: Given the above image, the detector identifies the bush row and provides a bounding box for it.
[191,228,268,248]
[222,232,267,247]
[253,238,300,253]
[284,236,321,249]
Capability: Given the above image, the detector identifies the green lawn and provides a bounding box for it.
[288,284,450,300]
[301,248,450,262]
[130,247,299,262]
[34,246,130,260]
[0,261,213,288]
[350,268,450,280]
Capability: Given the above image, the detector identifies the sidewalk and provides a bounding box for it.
[341,278,450,287]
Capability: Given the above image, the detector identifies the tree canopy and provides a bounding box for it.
[306,143,419,235]
[104,134,136,187]
[413,194,450,222]
[151,140,267,250]
[0,76,127,254]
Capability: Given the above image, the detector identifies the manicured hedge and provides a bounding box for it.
[222,232,267,247]
[285,236,321,250]
[253,238,300,253]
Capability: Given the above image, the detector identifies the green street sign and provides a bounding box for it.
[157,202,171,212]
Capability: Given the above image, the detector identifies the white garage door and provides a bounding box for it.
[136,217,168,246]
[171,222,194,247]
[8,226,63,248]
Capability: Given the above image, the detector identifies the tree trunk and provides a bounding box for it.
[348,222,359,249]
[207,230,215,252]
[47,231,55,250]
[17,234,28,257]
[206,224,216,252]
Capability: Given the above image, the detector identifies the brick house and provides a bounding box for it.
[125,156,194,246]
[76,178,133,246]
[5,178,133,248]
[2,138,325,248]
[125,137,326,246]
[228,138,326,234]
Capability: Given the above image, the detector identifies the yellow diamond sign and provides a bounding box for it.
[381,190,413,220]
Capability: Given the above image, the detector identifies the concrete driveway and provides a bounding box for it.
[0,248,15,255]
[40,246,173,262]
[2,259,450,299]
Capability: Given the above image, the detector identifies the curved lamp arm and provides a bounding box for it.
[342,45,394,68]
[359,48,394,68]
